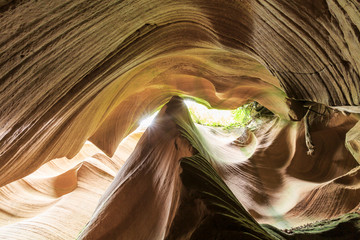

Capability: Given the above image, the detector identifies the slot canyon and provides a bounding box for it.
[0,0,360,239]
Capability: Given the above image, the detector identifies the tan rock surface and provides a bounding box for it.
[0,0,359,239]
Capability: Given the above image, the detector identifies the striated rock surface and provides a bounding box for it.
[0,0,360,239]
[0,129,143,239]
[77,97,360,239]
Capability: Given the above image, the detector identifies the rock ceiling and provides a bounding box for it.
[0,0,359,239]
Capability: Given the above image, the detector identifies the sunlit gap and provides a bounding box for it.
[184,99,253,129]
[184,99,257,162]
[85,98,256,160]
[139,111,159,129]
[117,111,160,146]
[83,111,160,154]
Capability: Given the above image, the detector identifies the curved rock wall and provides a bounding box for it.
[1,0,359,186]
[0,0,359,239]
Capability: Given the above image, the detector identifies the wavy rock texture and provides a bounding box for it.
[0,128,143,239]
[346,120,360,164]
[0,0,360,239]
[77,97,360,239]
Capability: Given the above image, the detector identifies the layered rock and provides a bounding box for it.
[0,0,359,239]
[78,97,360,239]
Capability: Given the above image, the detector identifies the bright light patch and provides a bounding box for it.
[185,99,235,126]
[139,111,159,128]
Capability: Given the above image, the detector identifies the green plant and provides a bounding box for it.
[186,100,253,130]
[232,104,252,127]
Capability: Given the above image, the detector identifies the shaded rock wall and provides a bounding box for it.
[77,96,360,239]
[1,0,359,186]
[0,0,359,239]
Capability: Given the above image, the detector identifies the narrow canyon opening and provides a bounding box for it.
[0,0,360,239]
